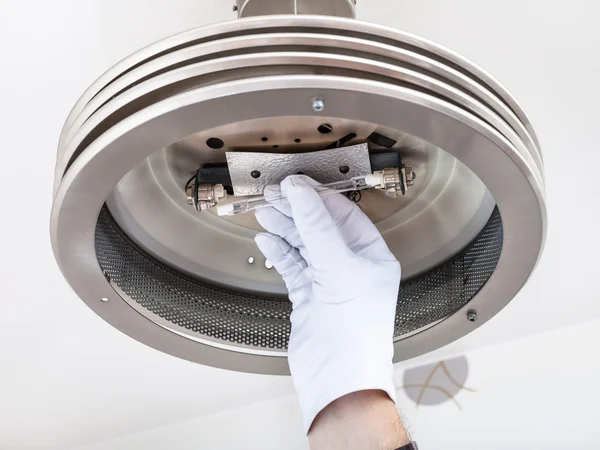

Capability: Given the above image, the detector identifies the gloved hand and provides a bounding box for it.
[254,175,400,433]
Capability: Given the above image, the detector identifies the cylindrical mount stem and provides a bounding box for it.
[235,0,356,18]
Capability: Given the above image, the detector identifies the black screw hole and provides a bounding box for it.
[318,123,333,134]
[261,137,268,142]
[206,137,224,149]
[339,165,350,174]
[273,145,279,149]
[251,171,261,179]
[294,138,301,143]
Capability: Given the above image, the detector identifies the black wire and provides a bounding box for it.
[185,174,197,191]
[345,190,362,203]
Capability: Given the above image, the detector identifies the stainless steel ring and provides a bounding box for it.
[51,75,545,374]
[56,31,541,179]
[55,51,543,195]
[57,16,541,154]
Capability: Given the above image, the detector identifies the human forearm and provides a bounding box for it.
[308,390,410,450]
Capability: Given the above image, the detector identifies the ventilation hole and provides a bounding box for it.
[251,171,261,179]
[294,138,301,143]
[261,137,268,142]
[206,138,224,149]
[273,145,279,149]
[318,123,333,134]
[339,165,350,174]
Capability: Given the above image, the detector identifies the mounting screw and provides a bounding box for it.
[318,123,333,134]
[312,98,325,112]
[467,310,478,323]
[101,297,109,303]
[248,257,255,264]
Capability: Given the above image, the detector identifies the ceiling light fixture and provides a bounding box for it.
[51,0,546,374]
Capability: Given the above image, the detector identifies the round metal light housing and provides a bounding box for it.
[51,14,546,374]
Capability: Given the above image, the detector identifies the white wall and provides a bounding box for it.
[71,319,600,450]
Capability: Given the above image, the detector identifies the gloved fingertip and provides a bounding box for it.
[263,185,282,202]
[280,175,302,196]
[254,232,275,248]
[281,175,321,196]
[254,232,289,262]
[262,184,293,217]
[281,176,318,206]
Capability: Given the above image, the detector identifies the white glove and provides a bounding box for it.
[254,175,400,433]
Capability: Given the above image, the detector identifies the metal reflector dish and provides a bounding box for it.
[51,15,546,374]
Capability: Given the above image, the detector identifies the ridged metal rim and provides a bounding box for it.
[54,49,544,196]
[54,29,543,184]
[51,69,546,373]
[56,15,542,165]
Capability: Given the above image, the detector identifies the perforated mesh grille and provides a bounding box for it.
[95,206,502,350]
[394,209,503,335]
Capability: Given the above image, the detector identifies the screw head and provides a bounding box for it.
[467,310,477,322]
[318,123,333,134]
[312,98,325,112]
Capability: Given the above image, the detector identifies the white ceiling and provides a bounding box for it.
[1,0,598,448]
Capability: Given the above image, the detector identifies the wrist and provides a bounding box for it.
[308,390,410,450]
